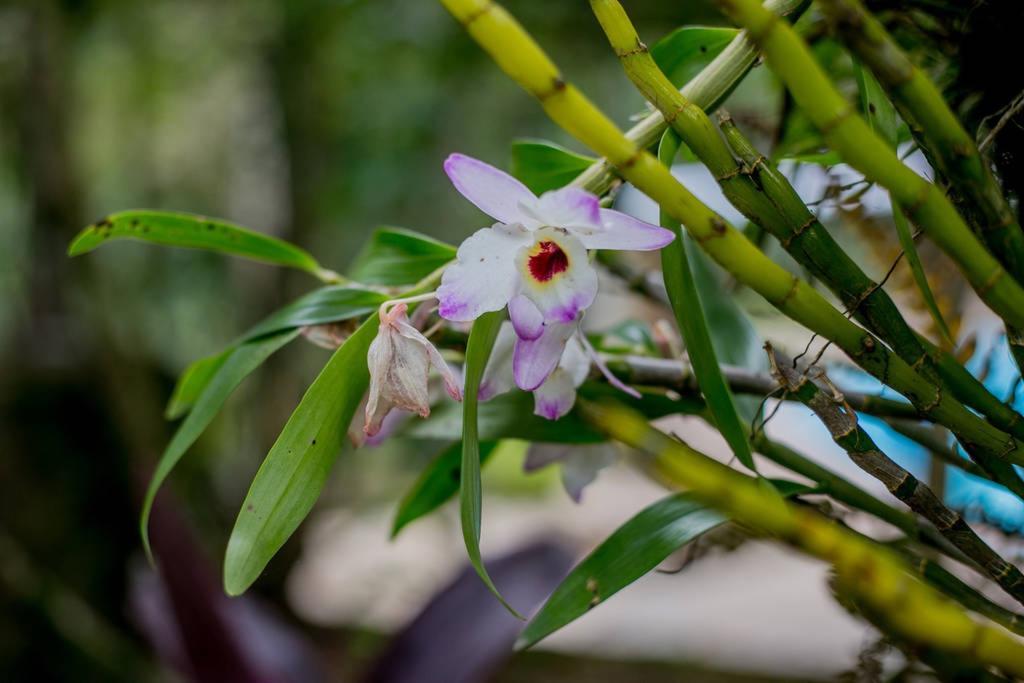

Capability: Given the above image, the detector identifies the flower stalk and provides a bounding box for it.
[436,0,1024,489]
[713,0,1024,332]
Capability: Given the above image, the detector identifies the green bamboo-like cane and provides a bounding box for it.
[749,432,971,566]
[713,0,1024,333]
[590,0,1024,440]
[587,0,930,384]
[578,398,1024,675]
[436,0,1024,491]
[917,335,1024,440]
[898,549,1024,638]
[817,0,1024,374]
[590,0,1024,446]
[695,416,1024,639]
[572,0,807,197]
[717,117,1024,440]
[768,346,1024,607]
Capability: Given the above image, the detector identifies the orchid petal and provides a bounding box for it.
[523,443,617,503]
[513,320,576,391]
[526,187,601,231]
[515,228,598,323]
[393,317,462,400]
[437,223,530,321]
[532,368,578,420]
[578,331,641,399]
[443,153,536,225]
[560,336,591,387]
[478,322,516,402]
[523,443,568,472]
[575,208,675,251]
[561,445,617,502]
[508,293,544,340]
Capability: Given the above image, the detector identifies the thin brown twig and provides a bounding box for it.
[767,344,1024,608]
[979,88,1024,153]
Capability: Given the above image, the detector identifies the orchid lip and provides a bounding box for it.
[527,240,569,282]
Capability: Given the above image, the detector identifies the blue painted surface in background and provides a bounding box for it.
[834,337,1024,534]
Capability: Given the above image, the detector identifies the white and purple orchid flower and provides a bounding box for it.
[437,153,674,392]
[479,322,590,420]
[480,319,642,420]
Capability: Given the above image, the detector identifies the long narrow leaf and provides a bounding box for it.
[517,493,725,649]
[651,26,739,88]
[518,479,813,650]
[656,131,756,471]
[510,139,596,194]
[892,206,954,348]
[68,210,336,281]
[391,441,499,538]
[854,63,953,348]
[223,315,377,595]
[237,286,387,344]
[406,383,701,443]
[166,286,387,418]
[459,310,522,616]
[165,350,231,420]
[142,329,300,562]
[346,227,456,286]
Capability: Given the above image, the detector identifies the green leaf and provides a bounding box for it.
[853,63,953,348]
[892,204,955,348]
[406,390,606,444]
[517,493,725,649]
[406,383,702,443]
[223,314,378,596]
[781,150,844,167]
[651,26,740,88]
[237,286,388,344]
[597,320,657,355]
[68,210,336,281]
[656,131,756,472]
[347,227,456,286]
[391,441,499,538]
[510,139,596,195]
[684,236,765,420]
[142,329,300,562]
[853,61,899,149]
[166,286,387,418]
[459,310,521,616]
[165,351,231,420]
[517,479,812,649]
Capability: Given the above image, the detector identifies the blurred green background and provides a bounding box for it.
[0,1,752,680]
[5,0,1019,680]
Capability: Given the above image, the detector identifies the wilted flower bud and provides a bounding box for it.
[300,320,357,349]
[364,303,461,436]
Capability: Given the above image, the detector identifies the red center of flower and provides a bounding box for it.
[528,240,569,282]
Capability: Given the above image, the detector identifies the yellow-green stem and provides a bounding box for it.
[714,0,1024,332]
[581,399,1024,675]
[817,0,1024,374]
[571,0,806,196]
